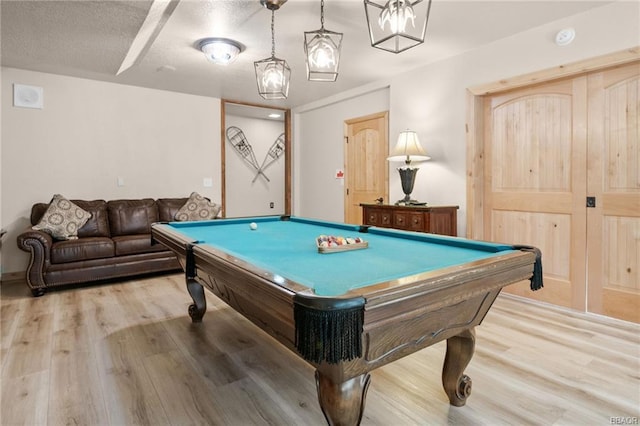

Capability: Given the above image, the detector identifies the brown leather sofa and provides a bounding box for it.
[17,198,188,296]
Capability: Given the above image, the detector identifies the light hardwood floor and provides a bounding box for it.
[1,274,639,425]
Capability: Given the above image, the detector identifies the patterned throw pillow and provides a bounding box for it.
[175,192,220,221]
[33,194,92,240]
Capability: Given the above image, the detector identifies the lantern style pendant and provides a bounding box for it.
[304,0,343,82]
[364,0,432,54]
[255,1,291,99]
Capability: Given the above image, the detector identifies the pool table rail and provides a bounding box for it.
[319,249,536,376]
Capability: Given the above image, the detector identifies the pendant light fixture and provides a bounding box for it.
[364,0,432,54]
[304,0,343,82]
[254,0,291,100]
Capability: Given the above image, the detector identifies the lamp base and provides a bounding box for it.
[396,167,426,206]
[395,197,427,206]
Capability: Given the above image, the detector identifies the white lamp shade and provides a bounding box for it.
[387,130,430,162]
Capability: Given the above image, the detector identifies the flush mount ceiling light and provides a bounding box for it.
[198,38,244,65]
[254,0,291,100]
[364,0,432,54]
[304,0,343,82]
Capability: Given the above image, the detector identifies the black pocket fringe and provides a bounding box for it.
[293,296,364,364]
[513,245,544,291]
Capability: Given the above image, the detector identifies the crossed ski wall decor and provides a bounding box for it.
[226,126,285,183]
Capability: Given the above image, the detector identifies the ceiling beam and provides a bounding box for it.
[117,0,181,76]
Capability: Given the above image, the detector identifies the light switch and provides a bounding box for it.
[117,177,125,187]
[203,177,213,187]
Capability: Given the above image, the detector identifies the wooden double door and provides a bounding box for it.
[483,62,639,323]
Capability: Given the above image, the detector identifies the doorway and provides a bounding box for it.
[344,112,389,225]
[221,100,291,218]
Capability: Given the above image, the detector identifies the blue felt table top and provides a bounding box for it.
[166,216,516,296]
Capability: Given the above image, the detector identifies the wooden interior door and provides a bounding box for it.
[344,112,389,225]
[484,78,588,311]
[586,62,640,323]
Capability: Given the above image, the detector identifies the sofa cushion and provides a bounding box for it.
[157,198,188,222]
[112,234,167,256]
[108,199,158,236]
[31,199,110,238]
[74,200,110,238]
[175,192,220,221]
[50,237,115,264]
[33,194,92,240]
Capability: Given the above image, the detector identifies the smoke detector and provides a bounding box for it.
[555,28,576,46]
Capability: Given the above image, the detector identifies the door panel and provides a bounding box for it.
[492,210,573,306]
[587,62,640,322]
[344,112,389,225]
[485,78,588,310]
[490,94,573,192]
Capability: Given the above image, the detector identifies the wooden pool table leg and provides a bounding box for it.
[442,327,476,406]
[186,278,206,322]
[184,246,207,322]
[315,370,371,426]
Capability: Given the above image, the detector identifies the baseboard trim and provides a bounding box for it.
[499,292,639,327]
[0,271,25,285]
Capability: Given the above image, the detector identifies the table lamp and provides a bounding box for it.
[387,129,430,205]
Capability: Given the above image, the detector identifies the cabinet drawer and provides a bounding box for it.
[393,212,409,229]
[364,209,392,227]
[394,212,426,231]
[365,210,381,226]
[408,212,425,232]
[380,212,392,226]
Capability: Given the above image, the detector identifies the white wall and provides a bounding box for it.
[293,87,390,222]
[1,68,221,275]
[224,114,285,217]
[295,1,640,235]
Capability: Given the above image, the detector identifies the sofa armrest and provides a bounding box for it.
[16,229,53,294]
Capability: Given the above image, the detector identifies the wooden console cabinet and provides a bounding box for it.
[360,204,459,236]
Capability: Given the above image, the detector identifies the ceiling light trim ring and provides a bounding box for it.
[197,37,245,65]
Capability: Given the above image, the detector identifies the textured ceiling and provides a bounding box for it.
[0,0,614,108]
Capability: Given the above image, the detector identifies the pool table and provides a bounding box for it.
[151,216,541,425]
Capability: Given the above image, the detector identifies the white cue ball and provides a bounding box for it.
[250,222,258,230]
